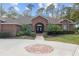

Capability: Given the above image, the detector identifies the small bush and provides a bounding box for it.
[0,32,10,38]
[30,32,36,37]
[43,33,48,38]
[21,24,32,36]
[47,24,62,32]
[16,31,24,36]
[47,31,75,35]
[46,24,74,35]
[16,24,32,36]
[47,24,62,35]
[75,27,79,34]
[16,24,36,37]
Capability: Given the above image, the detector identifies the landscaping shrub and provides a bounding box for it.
[16,24,36,37]
[16,31,24,36]
[46,24,75,35]
[47,31,75,35]
[20,24,32,35]
[43,33,48,38]
[75,27,79,34]
[47,24,62,32]
[30,32,36,37]
[47,24,62,35]
[0,32,10,38]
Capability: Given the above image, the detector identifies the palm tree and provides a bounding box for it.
[36,8,45,16]
[46,3,55,17]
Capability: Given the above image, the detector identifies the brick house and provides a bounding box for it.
[0,16,75,36]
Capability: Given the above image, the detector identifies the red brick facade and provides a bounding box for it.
[0,16,75,36]
[32,16,48,31]
[0,24,21,36]
[60,20,75,31]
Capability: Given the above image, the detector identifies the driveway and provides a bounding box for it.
[0,38,79,56]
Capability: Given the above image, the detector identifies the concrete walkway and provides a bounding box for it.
[0,35,79,56]
[35,34,44,41]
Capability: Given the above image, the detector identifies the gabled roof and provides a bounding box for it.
[58,19,74,23]
[0,16,74,24]
[32,16,48,21]
[47,17,60,24]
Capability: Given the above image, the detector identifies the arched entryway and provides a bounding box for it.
[35,23,44,33]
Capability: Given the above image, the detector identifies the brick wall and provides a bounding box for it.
[32,16,48,31]
[60,20,75,31]
[0,24,21,36]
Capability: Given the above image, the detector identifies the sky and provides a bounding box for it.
[1,3,73,16]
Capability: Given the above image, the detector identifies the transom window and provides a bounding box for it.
[37,24,42,26]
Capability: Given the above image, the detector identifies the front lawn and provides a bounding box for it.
[45,34,79,45]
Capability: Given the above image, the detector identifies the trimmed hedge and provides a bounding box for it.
[47,31,75,35]
[0,32,10,38]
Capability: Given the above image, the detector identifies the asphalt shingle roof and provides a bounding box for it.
[0,16,74,24]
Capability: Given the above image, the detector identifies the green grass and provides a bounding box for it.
[45,34,79,45]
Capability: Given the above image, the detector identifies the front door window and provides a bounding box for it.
[40,27,42,31]
[36,23,44,33]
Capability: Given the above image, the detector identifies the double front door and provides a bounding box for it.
[36,24,44,33]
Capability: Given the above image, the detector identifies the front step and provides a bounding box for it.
[35,34,44,41]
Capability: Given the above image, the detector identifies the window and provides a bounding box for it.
[63,25,68,31]
[37,24,42,26]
